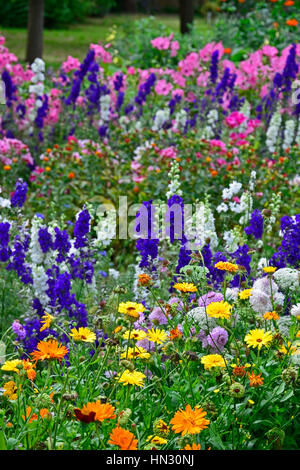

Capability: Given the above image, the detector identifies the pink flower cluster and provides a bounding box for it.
[0,138,33,166]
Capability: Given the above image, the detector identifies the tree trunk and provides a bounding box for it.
[124,0,138,13]
[179,0,194,34]
[25,0,44,63]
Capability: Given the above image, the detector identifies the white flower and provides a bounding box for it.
[249,289,273,314]
[186,307,216,331]
[273,268,300,292]
[216,202,228,213]
[291,303,300,319]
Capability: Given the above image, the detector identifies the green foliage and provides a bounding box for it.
[0,0,115,29]
[215,0,300,51]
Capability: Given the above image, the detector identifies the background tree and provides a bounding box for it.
[179,0,194,34]
[25,0,44,63]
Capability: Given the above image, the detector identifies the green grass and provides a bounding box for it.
[0,14,214,68]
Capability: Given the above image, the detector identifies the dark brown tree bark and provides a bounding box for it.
[179,0,194,34]
[123,0,138,12]
[25,0,44,63]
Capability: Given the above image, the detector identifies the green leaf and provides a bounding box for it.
[209,423,226,450]
[281,390,294,402]
[0,431,7,450]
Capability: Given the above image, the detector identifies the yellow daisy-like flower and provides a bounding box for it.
[40,312,55,332]
[153,419,169,436]
[1,359,23,374]
[120,347,151,360]
[3,381,19,400]
[263,311,280,320]
[206,301,232,320]
[296,330,300,338]
[117,369,146,388]
[70,327,96,343]
[238,289,252,299]
[173,282,197,293]
[122,329,147,341]
[118,302,145,319]
[201,354,227,370]
[147,435,168,445]
[278,342,300,356]
[263,266,277,274]
[244,329,273,350]
[147,328,168,344]
[214,261,239,273]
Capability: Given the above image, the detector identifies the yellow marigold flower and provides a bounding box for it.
[147,328,168,344]
[296,330,300,338]
[278,342,300,356]
[120,347,150,360]
[122,329,147,341]
[173,282,197,293]
[170,404,210,436]
[1,359,23,374]
[182,443,202,450]
[238,289,252,299]
[153,419,169,436]
[147,435,168,445]
[214,261,239,273]
[206,301,232,320]
[263,266,277,274]
[201,354,227,370]
[117,369,146,387]
[263,311,280,320]
[244,329,273,350]
[114,326,122,334]
[118,301,145,319]
[40,312,55,332]
[70,327,96,343]
[3,381,18,400]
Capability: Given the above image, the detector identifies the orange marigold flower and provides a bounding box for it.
[3,165,11,171]
[284,0,294,5]
[263,311,280,320]
[31,339,68,363]
[286,19,298,26]
[214,261,239,273]
[183,443,201,450]
[248,371,264,387]
[68,172,75,179]
[22,406,49,423]
[74,401,116,423]
[232,365,247,377]
[138,273,151,286]
[224,48,232,54]
[108,426,138,450]
[170,404,210,436]
[169,327,183,340]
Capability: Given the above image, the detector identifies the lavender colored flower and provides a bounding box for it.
[206,326,228,352]
[12,320,27,340]
[198,291,224,307]
[149,307,168,326]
